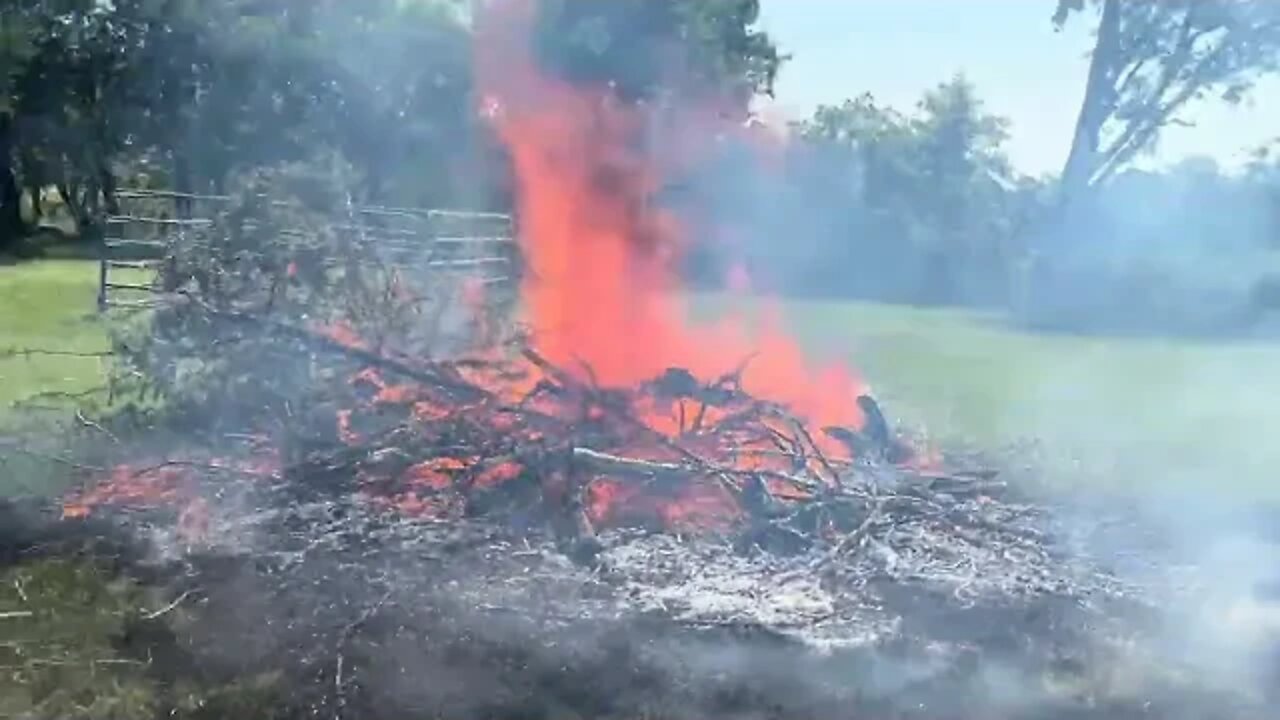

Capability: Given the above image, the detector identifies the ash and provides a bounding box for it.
[64,466,1268,720]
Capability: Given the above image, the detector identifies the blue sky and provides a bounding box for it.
[756,0,1279,176]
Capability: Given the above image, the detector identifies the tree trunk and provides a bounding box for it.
[173,152,193,219]
[25,181,43,221]
[0,114,24,252]
[20,148,45,224]
[99,163,120,216]
[1059,0,1122,205]
[56,180,91,242]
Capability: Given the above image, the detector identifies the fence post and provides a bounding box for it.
[97,237,108,312]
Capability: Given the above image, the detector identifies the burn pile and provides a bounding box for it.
[42,274,1261,717]
[34,352,1262,719]
[9,2,1272,718]
[24,371,1136,718]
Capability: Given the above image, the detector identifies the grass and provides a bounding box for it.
[0,259,124,497]
[0,260,115,418]
[3,261,1277,501]
[0,559,157,719]
[701,296,1280,501]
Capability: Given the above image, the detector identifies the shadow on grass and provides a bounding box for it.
[0,226,97,265]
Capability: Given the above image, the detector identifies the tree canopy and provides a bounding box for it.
[0,0,785,251]
[1055,0,1280,199]
[785,77,1035,304]
[533,0,783,109]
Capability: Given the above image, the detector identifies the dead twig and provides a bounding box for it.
[142,589,198,620]
[75,410,120,444]
[571,447,692,480]
[568,447,829,500]
[788,415,842,487]
[812,497,886,569]
[184,293,488,402]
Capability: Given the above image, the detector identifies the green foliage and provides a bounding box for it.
[1016,1,1280,331]
[2,0,783,249]
[312,0,488,208]
[112,155,366,434]
[112,152,502,441]
[790,77,1041,304]
[0,0,496,248]
[534,0,782,108]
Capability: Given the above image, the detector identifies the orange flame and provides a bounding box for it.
[475,1,866,442]
[66,2,905,534]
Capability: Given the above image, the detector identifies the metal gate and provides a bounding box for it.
[98,188,516,311]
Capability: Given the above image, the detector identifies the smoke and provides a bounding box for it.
[351,0,1280,713]
[997,74,1277,697]
[48,0,1278,716]
[992,338,1280,705]
[477,1,1280,712]
[607,58,1280,720]
[562,10,1280,709]
[473,0,870,434]
[1026,158,1279,336]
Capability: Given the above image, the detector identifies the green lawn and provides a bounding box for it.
[0,260,114,418]
[0,259,128,496]
[736,297,1280,500]
[3,264,1277,501]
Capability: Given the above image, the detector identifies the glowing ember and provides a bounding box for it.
[62,465,190,519]
[317,320,369,351]
[62,457,278,521]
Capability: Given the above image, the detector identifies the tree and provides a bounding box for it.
[0,112,21,251]
[11,0,143,234]
[1,0,188,238]
[1245,138,1280,247]
[1055,0,1280,201]
[131,0,485,208]
[314,0,486,208]
[912,76,1019,302]
[532,0,783,111]
[1,0,42,249]
[787,78,1026,304]
[0,0,490,246]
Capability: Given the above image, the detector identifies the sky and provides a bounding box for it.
[756,0,1280,177]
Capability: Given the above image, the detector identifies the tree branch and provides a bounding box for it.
[1113,56,1153,100]
[1089,6,1231,186]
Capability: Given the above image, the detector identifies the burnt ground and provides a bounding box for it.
[3,474,1276,720]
